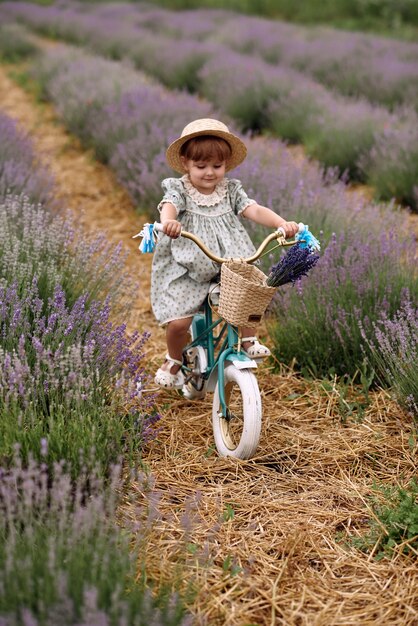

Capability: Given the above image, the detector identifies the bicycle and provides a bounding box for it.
[151,222,303,460]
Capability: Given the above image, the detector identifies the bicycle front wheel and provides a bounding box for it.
[212,364,262,459]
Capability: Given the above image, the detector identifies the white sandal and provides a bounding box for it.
[242,336,271,359]
[154,354,185,389]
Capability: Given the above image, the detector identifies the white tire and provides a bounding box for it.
[212,364,262,459]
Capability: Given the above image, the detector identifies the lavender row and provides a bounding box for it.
[120,3,418,111]
[3,2,417,209]
[0,113,188,623]
[0,110,157,475]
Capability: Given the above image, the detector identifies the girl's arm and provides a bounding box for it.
[241,203,299,238]
[160,202,182,238]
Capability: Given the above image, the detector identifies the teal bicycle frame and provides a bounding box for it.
[152,222,298,419]
[183,302,257,418]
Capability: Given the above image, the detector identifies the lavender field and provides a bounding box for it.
[3,37,415,398]
[2,0,418,209]
[0,2,417,625]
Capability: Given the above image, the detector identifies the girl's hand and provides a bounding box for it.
[163,219,182,238]
[278,221,299,238]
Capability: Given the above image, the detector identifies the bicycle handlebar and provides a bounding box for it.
[153,222,305,264]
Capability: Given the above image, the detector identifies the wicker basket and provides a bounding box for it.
[218,260,276,327]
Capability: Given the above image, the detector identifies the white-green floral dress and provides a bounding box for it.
[151,175,257,325]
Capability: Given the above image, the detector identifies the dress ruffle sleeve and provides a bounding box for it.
[157,178,186,216]
[228,179,256,215]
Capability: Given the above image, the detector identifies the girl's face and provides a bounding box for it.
[180,157,226,195]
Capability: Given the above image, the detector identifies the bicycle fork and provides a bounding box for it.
[218,326,258,419]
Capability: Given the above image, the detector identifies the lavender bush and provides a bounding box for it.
[0,196,155,477]
[0,271,156,475]
[277,29,418,112]
[0,22,36,62]
[0,195,155,476]
[266,80,330,144]
[0,193,136,317]
[206,12,418,110]
[362,299,418,416]
[359,111,418,209]
[129,32,219,93]
[33,47,154,142]
[0,113,54,207]
[268,232,418,382]
[303,97,392,179]
[233,135,403,242]
[199,49,292,132]
[0,458,190,625]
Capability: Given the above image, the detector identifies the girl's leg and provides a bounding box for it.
[161,316,193,374]
[242,326,256,351]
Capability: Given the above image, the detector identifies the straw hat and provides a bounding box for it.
[166,118,247,173]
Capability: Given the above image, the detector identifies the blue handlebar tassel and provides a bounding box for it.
[296,225,321,251]
[132,223,157,253]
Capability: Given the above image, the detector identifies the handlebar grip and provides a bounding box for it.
[154,222,164,232]
[276,223,305,238]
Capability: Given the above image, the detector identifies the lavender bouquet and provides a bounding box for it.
[266,242,320,287]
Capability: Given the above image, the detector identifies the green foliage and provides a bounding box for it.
[361,120,418,211]
[222,503,236,521]
[320,363,374,423]
[0,400,145,480]
[7,67,44,102]
[221,555,243,576]
[141,0,418,35]
[350,480,418,559]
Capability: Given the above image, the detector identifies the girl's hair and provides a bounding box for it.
[180,135,232,163]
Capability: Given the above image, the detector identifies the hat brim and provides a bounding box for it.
[166,129,247,174]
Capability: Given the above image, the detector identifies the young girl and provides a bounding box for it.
[151,118,298,389]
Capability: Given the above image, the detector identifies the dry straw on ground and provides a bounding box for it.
[124,365,417,626]
[1,59,416,626]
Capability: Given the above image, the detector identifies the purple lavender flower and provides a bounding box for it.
[267,243,320,287]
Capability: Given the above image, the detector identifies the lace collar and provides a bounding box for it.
[181,175,228,207]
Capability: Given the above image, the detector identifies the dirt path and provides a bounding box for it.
[1,62,416,626]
